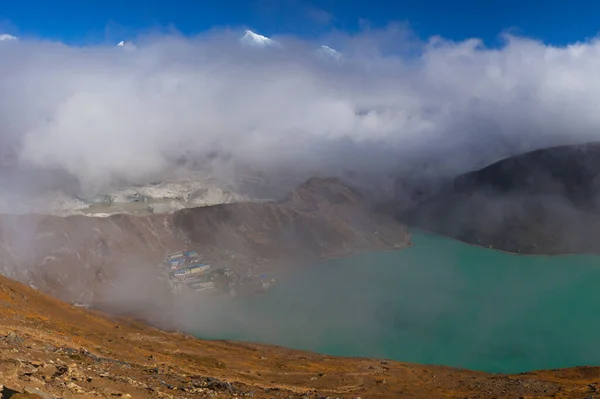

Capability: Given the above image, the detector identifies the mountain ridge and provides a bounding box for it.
[0,177,409,309]
[399,141,600,254]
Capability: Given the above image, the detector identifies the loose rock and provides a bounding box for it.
[5,331,24,345]
[23,386,57,399]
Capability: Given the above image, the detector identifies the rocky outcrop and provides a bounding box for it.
[399,142,600,254]
[0,178,410,305]
[176,177,407,260]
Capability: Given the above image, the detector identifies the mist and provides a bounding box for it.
[0,25,600,202]
[3,23,600,374]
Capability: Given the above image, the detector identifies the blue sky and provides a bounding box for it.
[1,0,600,46]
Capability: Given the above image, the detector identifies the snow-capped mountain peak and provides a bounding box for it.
[239,30,280,48]
[116,40,137,49]
[316,45,343,62]
[0,34,18,42]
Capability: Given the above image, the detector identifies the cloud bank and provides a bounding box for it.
[0,26,599,200]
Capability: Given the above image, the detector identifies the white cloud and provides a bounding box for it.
[0,34,18,41]
[0,27,598,198]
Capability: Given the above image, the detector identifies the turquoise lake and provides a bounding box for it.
[195,232,600,374]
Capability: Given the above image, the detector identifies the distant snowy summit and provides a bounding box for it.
[0,30,343,61]
[316,45,343,62]
[0,34,18,42]
[116,40,137,49]
[239,30,281,48]
[238,29,343,61]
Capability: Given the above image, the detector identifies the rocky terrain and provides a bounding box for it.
[0,174,251,217]
[1,271,600,399]
[0,177,409,310]
[398,141,600,254]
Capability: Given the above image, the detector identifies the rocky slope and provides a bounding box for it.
[0,177,409,309]
[398,141,600,254]
[0,174,250,217]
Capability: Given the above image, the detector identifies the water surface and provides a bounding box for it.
[197,232,600,373]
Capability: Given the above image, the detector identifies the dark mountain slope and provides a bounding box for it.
[400,142,600,254]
